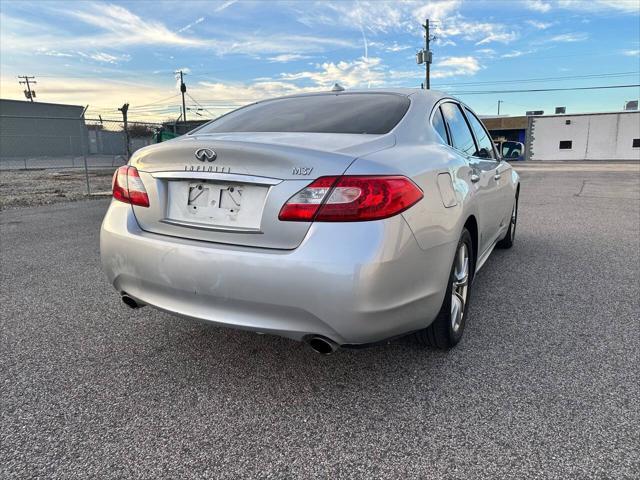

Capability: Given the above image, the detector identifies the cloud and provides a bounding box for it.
[34,48,130,63]
[545,32,589,42]
[500,49,536,59]
[369,41,413,52]
[436,38,457,47]
[526,20,553,29]
[475,48,497,59]
[279,57,386,88]
[434,16,518,45]
[78,52,131,64]
[2,3,358,59]
[68,3,207,48]
[476,31,518,45]
[302,1,408,33]
[622,49,640,56]
[525,0,552,12]
[412,0,462,22]
[177,16,205,33]
[215,0,238,12]
[558,0,640,13]
[36,48,74,58]
[432,56,482,78]
[267,54,311,63]
[526,0,639,13]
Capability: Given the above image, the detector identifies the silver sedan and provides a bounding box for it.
[100,89,519,354]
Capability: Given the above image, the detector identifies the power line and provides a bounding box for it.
[186,92,216,117]
[128,93,181,110]
[434,71,640,88]
[18,75,37,102]
[453,84,640,95]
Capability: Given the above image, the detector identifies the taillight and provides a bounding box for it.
[112,166,150,207]
[279,175,423,222]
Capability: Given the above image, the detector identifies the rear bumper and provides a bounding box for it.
[100,201,455,345]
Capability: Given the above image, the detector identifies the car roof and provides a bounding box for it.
[252,88,452,103]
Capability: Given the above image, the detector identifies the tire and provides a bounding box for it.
[496,194,518,249]
[415,228,473,349]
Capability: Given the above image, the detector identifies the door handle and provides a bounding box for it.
[470,174,480,183]
[494,173,502,181]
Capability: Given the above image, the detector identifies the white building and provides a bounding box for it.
[529,111,640,161]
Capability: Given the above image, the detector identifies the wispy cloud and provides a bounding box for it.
[558,0,640,13]
[177,16,205,33]
[500,49,537,59]
[267,54,311,63]
[67,3,207,47]
[526,20,553,29]
[433,16,518,45]
[622,49,640,56]
[279,57,385,88]
[79,52,131,64]
[527,0,639,13]
[476,48,496,58]
[3,3,358,57]
[545,32,589,43]
[476,31,518,45]
[432,56,482,78]
[526,0,552,12]
[215,0,238,12]
[36,48,74,58]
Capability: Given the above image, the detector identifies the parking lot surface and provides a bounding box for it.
[1,163,638,479]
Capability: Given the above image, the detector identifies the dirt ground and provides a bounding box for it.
[0,168,115,210]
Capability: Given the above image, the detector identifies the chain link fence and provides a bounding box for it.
[0,113,207,200]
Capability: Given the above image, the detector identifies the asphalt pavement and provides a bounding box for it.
[1,163,638,479]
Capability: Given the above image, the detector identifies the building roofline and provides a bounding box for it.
[0,98,84,109]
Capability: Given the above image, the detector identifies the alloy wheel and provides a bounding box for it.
[510,201,518,241]
[451,243,470,332]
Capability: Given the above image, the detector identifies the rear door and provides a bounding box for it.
[440,102,500,254]
[463,107,512,237]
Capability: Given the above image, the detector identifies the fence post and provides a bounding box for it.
[80,106,91,195]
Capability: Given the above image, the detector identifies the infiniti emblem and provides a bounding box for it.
[194,148,217,162]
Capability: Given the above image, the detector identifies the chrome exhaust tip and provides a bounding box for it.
[121,293,142,309]
[306,336,338,355]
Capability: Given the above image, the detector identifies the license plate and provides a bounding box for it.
[166,181,268,230]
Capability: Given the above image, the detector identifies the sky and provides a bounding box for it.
[0,0,639,122]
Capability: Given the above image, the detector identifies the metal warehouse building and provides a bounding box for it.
[528,111,640,161]
[483,110,640,161]
[0,99,87,158]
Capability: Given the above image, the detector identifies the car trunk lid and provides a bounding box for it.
[129,133,394,249]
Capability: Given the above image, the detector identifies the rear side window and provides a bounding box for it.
[196,93,410,135]
[464,107,495,159]
[440,102,476,156]
[432,107,449,144]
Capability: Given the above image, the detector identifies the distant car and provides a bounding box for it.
[495,140,525,161]
[101,89,520,354]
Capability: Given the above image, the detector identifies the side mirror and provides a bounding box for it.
[477,148,493,159]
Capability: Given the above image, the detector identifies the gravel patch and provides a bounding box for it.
[0,168,115,210]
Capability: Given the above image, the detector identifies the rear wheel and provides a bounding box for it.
[496,195,518,249]
[415,229,473,349]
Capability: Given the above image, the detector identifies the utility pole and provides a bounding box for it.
[118,103,131,159]
[424,19,430,90]
[18,75,37,102]
[416,20,435,89]
[175,70,187,123]
[497,100,503,115]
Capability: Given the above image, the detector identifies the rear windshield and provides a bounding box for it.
[195,93,410,135]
